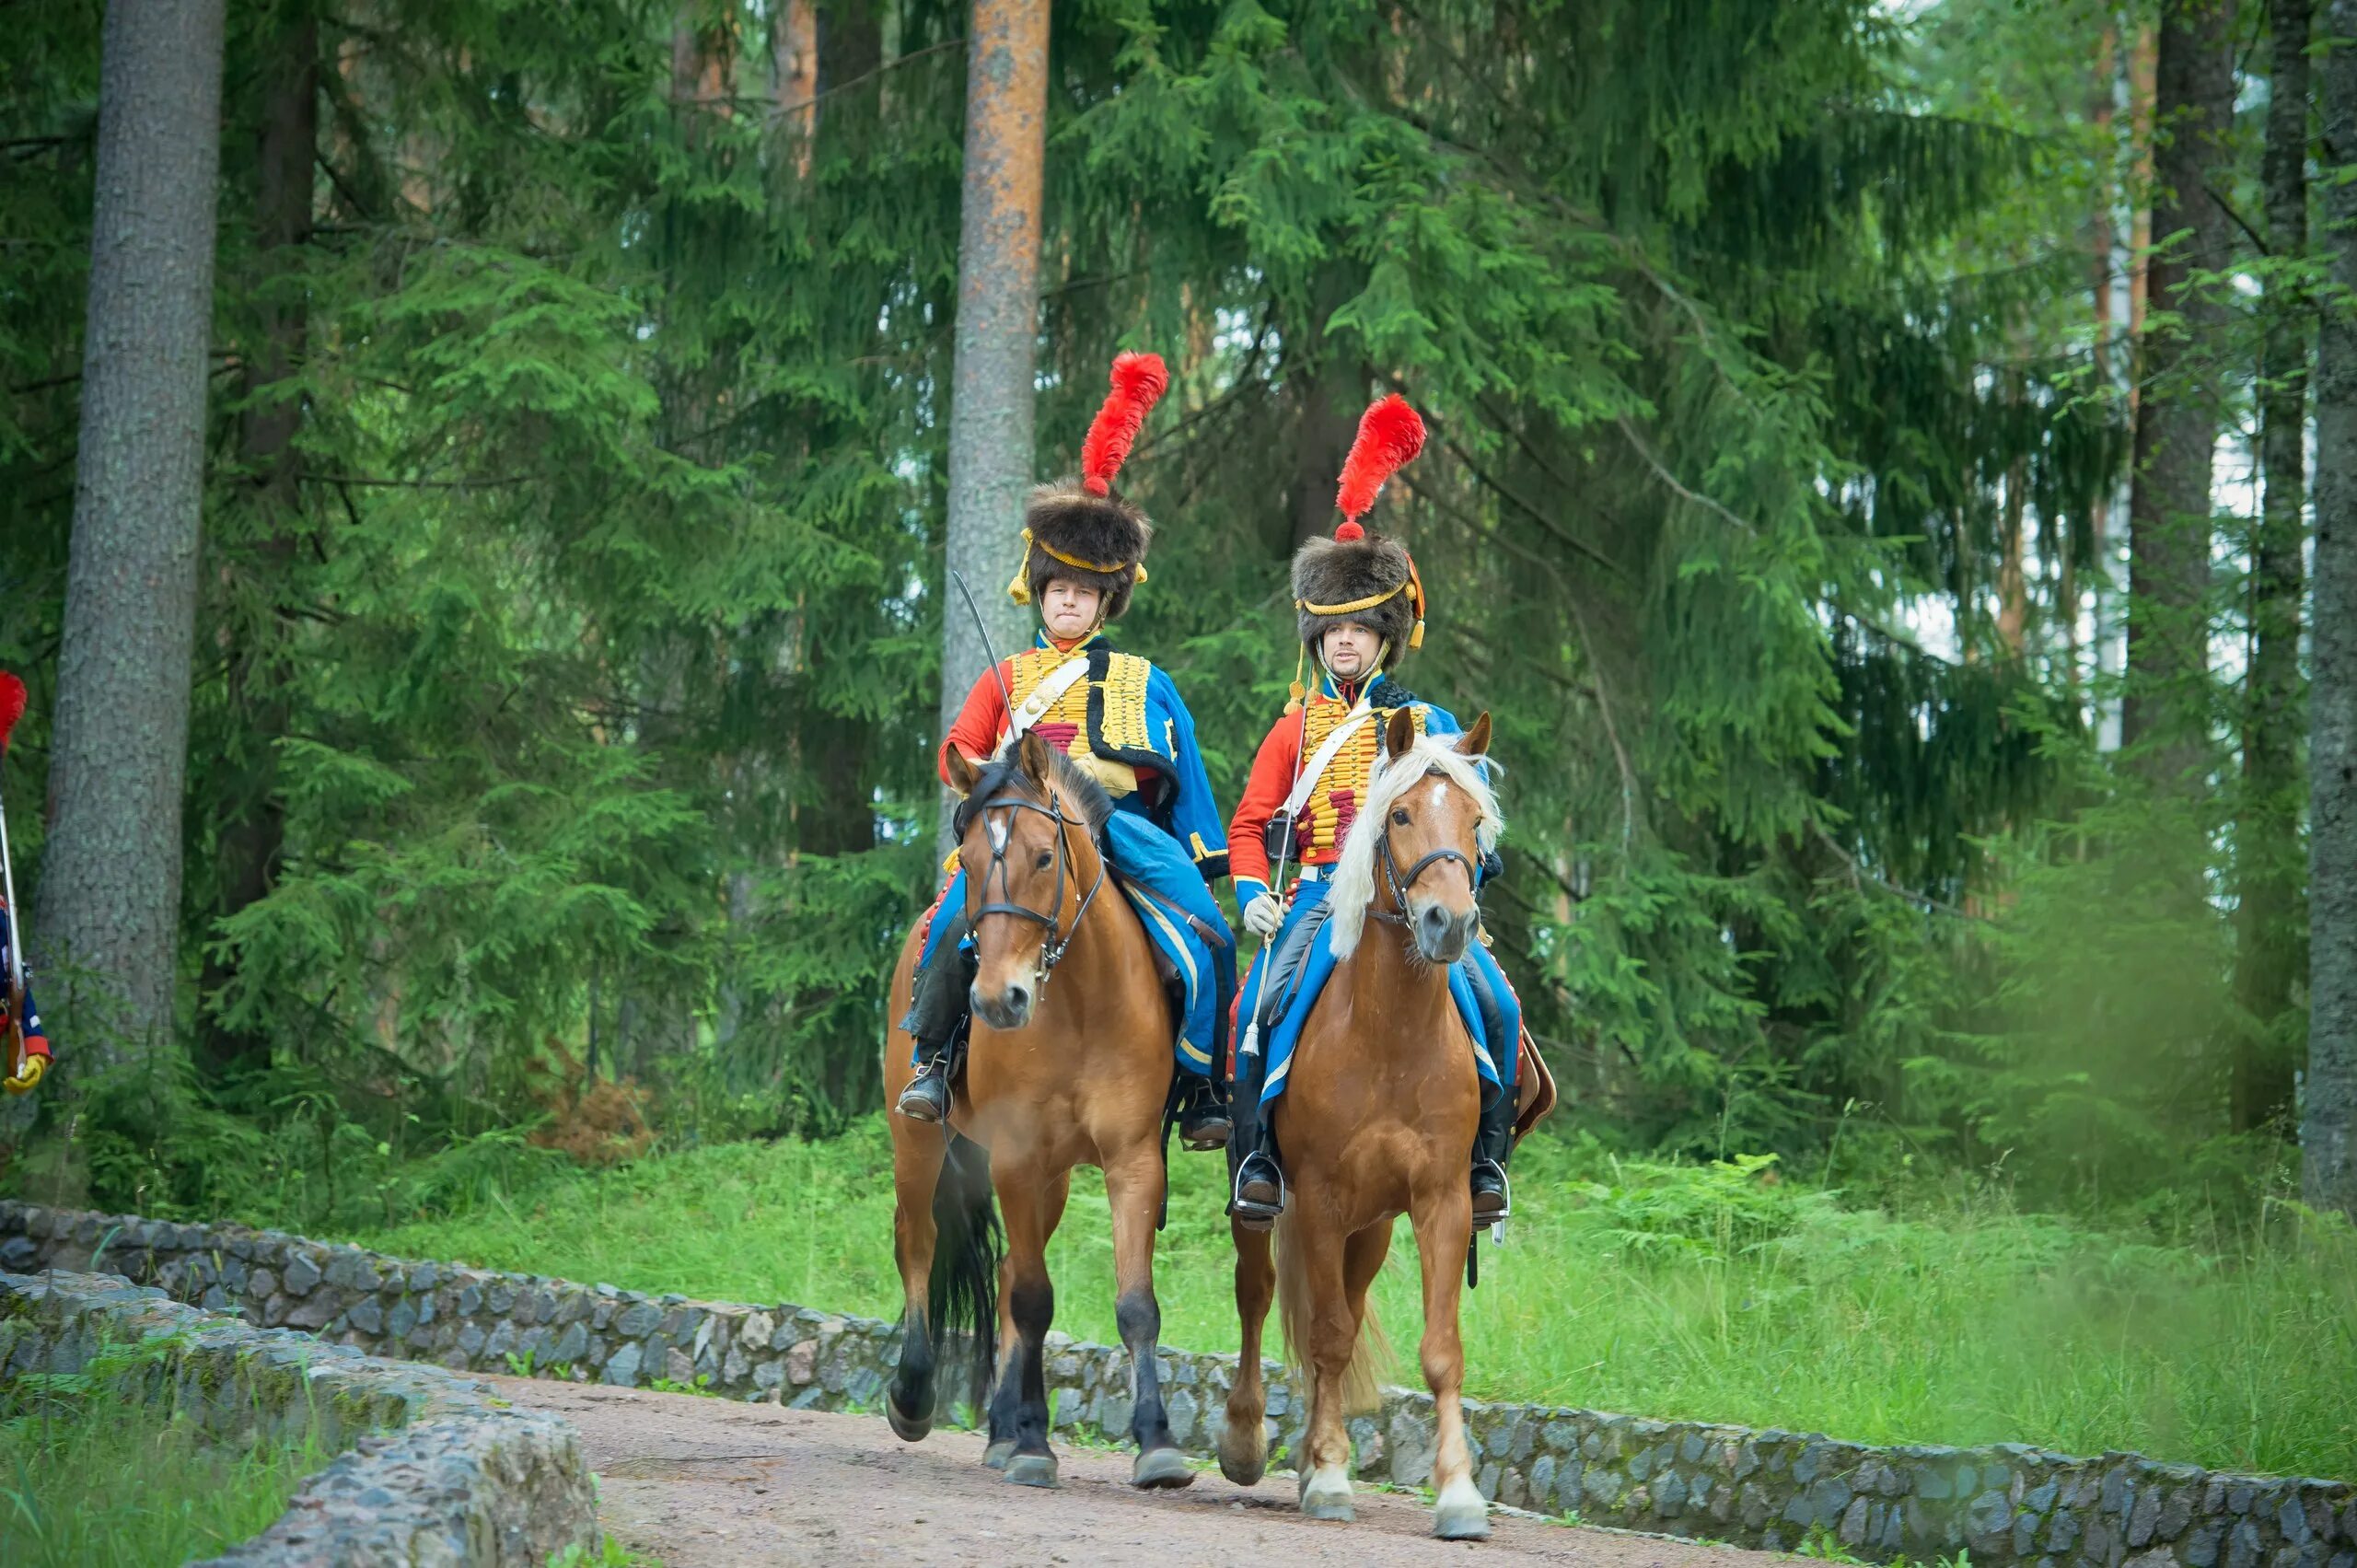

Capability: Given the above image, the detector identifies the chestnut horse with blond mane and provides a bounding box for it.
[879,729,1196,1491]
[1220,708,1551,1539]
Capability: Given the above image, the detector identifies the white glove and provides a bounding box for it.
[1244,893,1283,938]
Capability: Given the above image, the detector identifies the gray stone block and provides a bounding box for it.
[322,1251,381,1293]
[2231,1519,2267,1568]
[603,1341,642,1387]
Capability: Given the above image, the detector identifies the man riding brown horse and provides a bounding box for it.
[881,355,1230,1490]
[1224,395,1524,1228]
[895,353,1236,1147]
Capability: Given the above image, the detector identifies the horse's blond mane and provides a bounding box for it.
[1326,731,1501,959]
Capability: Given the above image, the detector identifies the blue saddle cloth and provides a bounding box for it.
[1249,882,1504,1104]
[921,809,1232,1075]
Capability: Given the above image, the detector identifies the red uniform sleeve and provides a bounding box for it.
[938,662,1015,786]
[1226,712,1304,889]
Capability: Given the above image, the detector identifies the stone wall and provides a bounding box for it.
[6,1200,2353,1568]
[0,1266,598,1566]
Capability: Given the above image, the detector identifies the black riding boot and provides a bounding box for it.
[1174,1073,1230,1151]
[1227,1037,1284,1229]
[1470,1086,1515,1222]
[895,917,974,1123]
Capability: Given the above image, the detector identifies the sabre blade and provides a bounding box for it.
[947,568,1015,723]
[0,795,22,1019]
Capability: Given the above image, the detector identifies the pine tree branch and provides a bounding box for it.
[303,473,534,490]
[1434,433,1621,575]
[1615,415,1756,535]
[670,37,968,122]
[1403,473,1641,861]
[2204,182,2270,257]
[1612,414,1959,668]
[1807,821,1983,922]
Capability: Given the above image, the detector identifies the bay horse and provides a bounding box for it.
[880,729,1195,1491]
[1218,708,1514,1539]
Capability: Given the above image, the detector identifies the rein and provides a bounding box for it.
[1367,768,1480,930]
[965,787,1108,989]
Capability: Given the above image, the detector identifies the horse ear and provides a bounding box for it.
[1456,712,1492,760]
[1384,705,1418,760]
[946,748,981,795]
[1016,728,1054,784]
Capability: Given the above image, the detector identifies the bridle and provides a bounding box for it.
[1367,767,1480,929]
[963,785,1107,989]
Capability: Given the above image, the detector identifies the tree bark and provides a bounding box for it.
[774,0,819,172]
[938,0,1049,842]
[1286,264,1370,552]
[2120,0,2236,789]
[2306,0,2357,1218]
[2235,0,2314,1132]
[34,0,228,1077]
[203,6,319,1081]
[2073,22,2118,703]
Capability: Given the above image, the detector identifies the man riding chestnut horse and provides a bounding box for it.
[1225,394,1524,1230]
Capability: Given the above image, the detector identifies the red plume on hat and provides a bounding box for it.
[1333,394,1425,540]
[1080,352,1169,496]
[0,673,25,758]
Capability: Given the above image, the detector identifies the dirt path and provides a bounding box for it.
[485,1375,1787,1567]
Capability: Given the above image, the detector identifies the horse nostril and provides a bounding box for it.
[1004,982,1031,1015]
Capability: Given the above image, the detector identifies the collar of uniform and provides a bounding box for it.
[1317,668,1386,703]
[1033,629,1110,656]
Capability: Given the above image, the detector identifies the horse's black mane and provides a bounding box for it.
[952,744,1117,842]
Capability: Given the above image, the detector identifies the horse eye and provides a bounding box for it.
[1035,849,1054,870]
[1391,808,1411,826]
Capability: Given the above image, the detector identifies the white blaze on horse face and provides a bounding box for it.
[986,816,1009,854]
[1429,781,1448,817]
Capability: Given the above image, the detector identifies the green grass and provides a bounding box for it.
[311,1119,2357,1481]
[0,1334,339,1564]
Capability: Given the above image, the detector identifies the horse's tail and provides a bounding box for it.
[927,1132,1003,1414]
[1272,1213,1393,1417]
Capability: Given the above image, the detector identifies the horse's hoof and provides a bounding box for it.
[1299,1473,1354,1522]
[1434,1504,1492,1539]
[1132,1447,1196,1490]
[1434,1478,1491,1539]
[1217,1447,1267,1488]
[885,1388,933,1444]
[981,1439,1016,1471]
[1003,1452,1059,1488]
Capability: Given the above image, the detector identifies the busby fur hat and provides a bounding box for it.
[1011,353,1169,621]
[1291,394,1428,657]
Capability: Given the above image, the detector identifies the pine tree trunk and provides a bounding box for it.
[2306,0,2357,1219]
[34,0,228,1075]
[2121,0,2235,788]
[1287,263,1370,551]
[2235,0,2314,1133]
[938,0,1048,830]
[202,7,318,1081]
[774,0,819,173]
[1998,371,2030,660]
